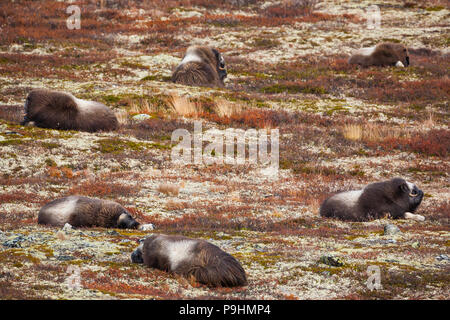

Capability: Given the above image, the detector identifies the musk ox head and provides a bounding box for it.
[117,211,140,229]
[373,42,410,67]
[391,178,423,213]
[131,242,144,263]
[389,43,410,67]
[212,48,227,81]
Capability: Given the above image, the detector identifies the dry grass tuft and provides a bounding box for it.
[115,110,129,125]
[167,94,201,117]
[342,123,411,142]
[214,98,243,118]
[129,99,153,115]
[342,124,362,141]
[157,183,180,196]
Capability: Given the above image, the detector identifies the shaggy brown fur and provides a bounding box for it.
[348,42,410,67]
[172,46,227,88]
[131,234,247,287]
[320,178,424,222]
[38,196,139,229]
[21,89,118,132]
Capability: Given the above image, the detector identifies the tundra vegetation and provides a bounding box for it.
[0,0,448,299]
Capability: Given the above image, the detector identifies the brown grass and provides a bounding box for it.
[167,94,202,117]
[157,183,181,196]
[342,123,411,143]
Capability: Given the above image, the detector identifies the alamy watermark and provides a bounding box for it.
[366,5,381,29]
[366,265,382,290]
[65,265,81,291]
[171,121,279,173]
[66,4,81,30]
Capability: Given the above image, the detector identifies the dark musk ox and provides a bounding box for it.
[38,196,140,229]
[131,234,247,287]
[171,46,227,88]
[21,89,118,132]
[320,178,424,222]
[348,42,410,67]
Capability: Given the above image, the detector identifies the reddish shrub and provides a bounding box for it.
[67,180,139,198]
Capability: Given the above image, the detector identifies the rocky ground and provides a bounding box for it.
[0,0,449,299]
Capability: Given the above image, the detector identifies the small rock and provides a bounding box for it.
[56,255,75,261]
[139,223,155,231]
[254,244,267,252]
[132,114,152,121]
[62,223,73,232]
[366,239,397,245]
[319,255,344,267]
[436,254,449,261]
[107,230,120,236]
[384,224,401,236]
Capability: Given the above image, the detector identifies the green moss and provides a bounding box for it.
[325,105,349,116]
[96,138,171,154]
[345,234,368,241]
[348,168,365,177]
[0,139,23,146]
[250,38,281,48]
[41,142,60,149]
[140,75,159,81]
[120,61,149,70]
[261,84,328,95]
[381,38,401,43]
[103,95,122,104]
[425,6,444,11]
[44,158,58,167]
[34,245,55,258]
[407,167,447,177]
[60,64,88,71]
[237,251,282,269]
[31,284,53,291]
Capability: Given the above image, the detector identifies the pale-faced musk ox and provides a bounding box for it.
[131,234,247,287]
[21,89,118,132]
[348,42,410,67]
[38,196,140,229]
[171,46,227,88]
[320,178,424,222]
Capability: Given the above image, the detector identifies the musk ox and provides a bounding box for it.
[348,42,410,67]
[320,178,424,222]
[21,89,118,132]
[38,196,140,229]
[131,234,247,287]
[171,46,227,88]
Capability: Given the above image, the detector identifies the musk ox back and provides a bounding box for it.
[21,89,118,132]
[320,178,424,222]
[131,234,247,287]
[38,196,140,229]
[172,46,227,88]
[348,42,410,67]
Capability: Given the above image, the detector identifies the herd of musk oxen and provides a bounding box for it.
[21,42,425,287]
